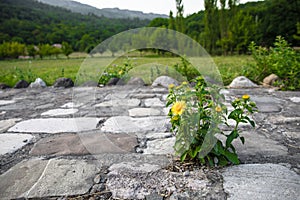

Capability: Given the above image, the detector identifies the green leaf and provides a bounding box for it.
[244,116,255,127]
[240,136,245,144]
[218,156,228,167]
[180,152,188,162]
[224,150,240,165]
[226,130,238,148]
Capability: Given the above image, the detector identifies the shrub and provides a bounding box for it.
[167,77,258,166]
[248,36,300,90]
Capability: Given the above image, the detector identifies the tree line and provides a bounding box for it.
[149,0,300,55]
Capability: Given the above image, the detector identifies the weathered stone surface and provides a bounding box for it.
[223,163,300,200]
[128,108,161,117]
[30,132,138,156]
[29,78,46,88]
[0,118,21,133]
[0,83,10,89]
[14,80,29,89]
[107,77,120,86]
[290,97,300,103]
[256,103,282,113]
[8,118,101,133]
[53,77,74,88]
[41,108,78,116]
[233,132,288,157]
[0,133,34,155]
[263,74,279,86]
[0,100,15,106]
[143,137,175,155]
[35,103,54,110]
[144,98,165,107]
[61,102,82,108]
[109,161,161,174]
[80,80,98,87]
[101,116,169,133]
[127,77,145,86]
[152,76,179,88]
[95,99,140,107]
[229,76,258,88]
[144,132,173,140]
[0,158,97,199]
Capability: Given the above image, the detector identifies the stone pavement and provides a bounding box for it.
[0,86,299,199]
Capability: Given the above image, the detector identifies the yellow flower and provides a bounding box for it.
[171,101,186,115]
[182,81,188,85]
[242,94,250,100]
[215,106,222,112]
[172,115,179,121]
[118,70,123,75]
[168,84,175,89]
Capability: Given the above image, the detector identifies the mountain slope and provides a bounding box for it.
[37,0,167,20]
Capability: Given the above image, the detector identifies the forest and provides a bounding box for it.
[0,0,299,59]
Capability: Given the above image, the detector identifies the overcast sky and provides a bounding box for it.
[73,0,263,16]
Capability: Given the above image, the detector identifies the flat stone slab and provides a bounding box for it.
[30,133,138,156]
[0,100,15,106]
[234,132,288,157]
[61,102,83,108]
[0,158,97,199]
[0,118,22,133]
[95,99,140,107]
[144,98,165,107]
[8,118,101,133]
[41,108,78,116]
[101,116,169,134]
[143,137,175,155]
[128,108,161,117]
[223,163,300,200]
[289,97,300,103]
[0,133,34,155]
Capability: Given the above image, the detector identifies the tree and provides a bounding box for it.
[62,42,73,58]
[168,11,176,30]
[175,0,185,33]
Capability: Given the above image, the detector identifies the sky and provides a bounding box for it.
[72,0,263,16]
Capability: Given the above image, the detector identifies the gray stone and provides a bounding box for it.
[128,108,161,117]
[29,78,46,88]
[127,77,145,86]
[8,118,101,133]
[229,76,258,88]
[14,80,29,88]
[0,100,15,106]
[35,103,54,110]
[80,80,98,87]
[30,132,138,156]
[101,116,169,134]
[95,99,140,107]
[233,132,288,157]
[53,77,74,88]
[107,77,120,86]
[109,161,161,174]
[0,118,22,133]
[290,97,300,103]
[41,108,78,116]
[61,102,83,108]
[0,133,34,155]
[251,96,282,104]
[257,104,282,113]
[0,158,97,199]
[144,98,165,107]
[0,83,10,89]
[143,137,175,155]
[223,163,300,200]
[152,76,179,88]
[144,132,173,140]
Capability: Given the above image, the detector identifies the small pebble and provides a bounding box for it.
[183,171,190,177]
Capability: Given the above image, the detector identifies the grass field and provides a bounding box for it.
[0,55,256,87]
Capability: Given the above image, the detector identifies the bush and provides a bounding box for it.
[167,77,258,166]
[173,57,200,82]
[248,36,300,90]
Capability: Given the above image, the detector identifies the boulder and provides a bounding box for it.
[263,74,279,86]
[151,76,179,88]
[106,77,120,86]
[127,77,145,86]
[29,78,47,88]
[0,83,10,89]
[53,77,74,88]
[14,80,29,89]
[228,76,258,88]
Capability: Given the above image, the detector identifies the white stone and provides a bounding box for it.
[95,99,140,107]
[0,158,97,199]
[109,162,161,174]
[143,137,175,155]
[0,134,34,155]
[0,100,15,106]
[60,102,83,108]
[128,108,161,117]
[101,116,169,134]
[8,118,101,134]
[223,164,300,200]
[290,97,300,103]
[152,76,179,88]
[144,98,165,107]
[145,132,173,140]
[41,108,78,116]
[229,76,258,88]
[0,118,22,133]
[29,78,46,88]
